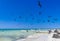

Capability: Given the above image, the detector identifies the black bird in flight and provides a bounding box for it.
[38,1,42,8]
[48,20,50,22]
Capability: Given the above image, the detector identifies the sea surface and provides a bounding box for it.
[0,30,37,41]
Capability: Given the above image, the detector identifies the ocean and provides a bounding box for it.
[0,29,37,41]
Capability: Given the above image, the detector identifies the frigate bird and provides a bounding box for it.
[48,20,50,22]
[38,1,42,8]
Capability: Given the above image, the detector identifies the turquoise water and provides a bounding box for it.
[0,30,36,40]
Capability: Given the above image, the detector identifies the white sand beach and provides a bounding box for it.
[16,30,60,41]
[16,33,48,41]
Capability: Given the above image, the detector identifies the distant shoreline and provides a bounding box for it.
[0,28,60,30]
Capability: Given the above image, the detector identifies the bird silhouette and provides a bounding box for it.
[48,20,50,22]
[38,1,42,8]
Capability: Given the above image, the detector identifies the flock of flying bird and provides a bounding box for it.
[14,0,58,28]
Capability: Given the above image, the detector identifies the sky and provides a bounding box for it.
[0,0,60,29]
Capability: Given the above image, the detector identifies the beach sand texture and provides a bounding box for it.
[16,31,60,41]
[16,33,49,41]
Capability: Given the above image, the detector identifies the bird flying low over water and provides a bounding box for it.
[38,1,42,8]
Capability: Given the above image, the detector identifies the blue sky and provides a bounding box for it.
[0,0,60,29]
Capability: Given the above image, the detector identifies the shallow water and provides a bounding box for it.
[0,30,37,41]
